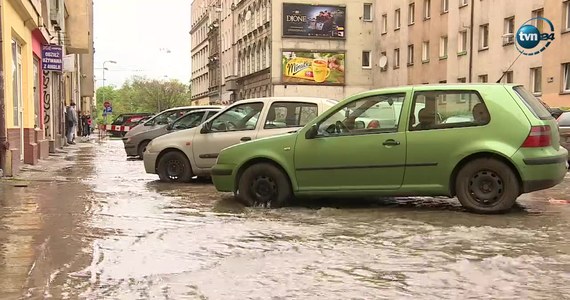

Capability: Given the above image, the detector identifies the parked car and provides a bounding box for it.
[108,113,153,137]
[123,108,221,158]
[123,105,224,151]
[558,112,570,161]
[211,84,568,214]
[143,97,339,182]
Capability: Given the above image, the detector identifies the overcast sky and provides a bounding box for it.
[93,0,191,88]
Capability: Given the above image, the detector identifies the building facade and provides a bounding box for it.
[190,0,212,105]
[0,0,94,177]
[376,0,570,107]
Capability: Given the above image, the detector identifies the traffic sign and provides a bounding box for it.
[104,101,111,108]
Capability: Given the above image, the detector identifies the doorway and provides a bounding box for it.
[11,39,24,161]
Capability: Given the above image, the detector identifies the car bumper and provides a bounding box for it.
[143,151,159,174]
[211,163,236,192]
[122,138,138,156]
[514,149,569,193]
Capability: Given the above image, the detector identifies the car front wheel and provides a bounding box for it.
[237,163,293,208]
[138,140,151,159]
[455,158,520,214]
[157,151,193,183]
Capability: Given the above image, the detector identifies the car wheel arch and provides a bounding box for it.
[448,151,523,197]
[234,157,295,194]
[156,147,193,173]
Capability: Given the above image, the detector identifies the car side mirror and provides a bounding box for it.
[305,124,318,139]
[200,122,211,134]
[166,123,173,130]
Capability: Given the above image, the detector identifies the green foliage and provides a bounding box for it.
[95,76,192,124]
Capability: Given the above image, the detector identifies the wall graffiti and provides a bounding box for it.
[43,70,51,139]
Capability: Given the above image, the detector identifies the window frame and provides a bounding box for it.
[503,16,515,45]
[394,48,401,69]
[408,2,415,25]
[362,50,372,68]
[564,1,570,31]
[409,89,490,131]
[480,24,489,50]
[439,36,448,58]
[363,3,373,21]
[407,44,415,66]
[382,14,388,33]
[313,93,408,138]
[530,67,542,95]
[458,30,468,54]
[422,41,430,62]
[263,101,319,129]
[478,74,488,83]
[424,0,431,19]
[395,8,401,29]
[441,0,449,13]
[563,63,570,93]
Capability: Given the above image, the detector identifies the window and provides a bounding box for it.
[382,14,388,33]
[380,51,387,71]
[439,36,448,58]
[210,102,263,131]
[478,74,488,83]
[563,63,570,93]
[408,3,415,25]
[460,0,468,7]
[441,0,449,13]
[171,111,207,130]
[513,86,553,120]
[11,39,22,127]
[501,71,514,83]
[457,77,467,83]
[264,102,318,129]
[362,51,371,68]
[409,90,489,131]
[458,30,468,53]
[316,93,406,137]
[532,8,544,32]
[422,41,430,62]
[394,48,400,68]
[407,44,414,65]
[395,9,401,29]
[363,3,373,21]
[424,0,431,19]
[480,24,489,49]
[565,1,570,31]
[531,67,542,94]
[504,17,515,45]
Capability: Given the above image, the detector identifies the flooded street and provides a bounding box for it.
[1,139,570,299]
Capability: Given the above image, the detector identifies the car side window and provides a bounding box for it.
[172,112,206,130]
[316,93,406,137]
[409,90,490,131]
[264,102,318,129]
[210,102,263,132]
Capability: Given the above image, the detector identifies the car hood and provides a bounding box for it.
[125,123,166,138]
[151,126,198,146]
[222,131,298,156]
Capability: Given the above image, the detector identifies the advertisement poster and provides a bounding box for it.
[281,51,345,85]
[282,3,346,38]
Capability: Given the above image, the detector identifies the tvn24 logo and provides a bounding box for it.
[515,17,555,56]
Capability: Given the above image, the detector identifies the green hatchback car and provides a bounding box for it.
[211,84,569,214]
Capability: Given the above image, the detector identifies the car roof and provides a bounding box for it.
[183,108,222,113]
[351,83,519,95]
[234,96,338,104]
[162,105,225,112]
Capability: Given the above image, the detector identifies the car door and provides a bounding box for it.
[256,101,320,139]
[294,93,408,191]
[192,102,264,169]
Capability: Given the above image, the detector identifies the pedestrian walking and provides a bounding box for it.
[66,102,78,144]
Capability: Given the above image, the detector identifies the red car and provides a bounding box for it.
[108,113,153,137]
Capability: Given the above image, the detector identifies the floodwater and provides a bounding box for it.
[1,139,570,299]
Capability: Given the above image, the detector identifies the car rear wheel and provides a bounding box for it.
[237,163,292,208]
[455,158,520,214]
[137,140,151,159]
[157,151,193,183]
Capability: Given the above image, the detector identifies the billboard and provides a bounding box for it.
[282,3,346,38]
[41,45,63,72]
[281,50,345,85]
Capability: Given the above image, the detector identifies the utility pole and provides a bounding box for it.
[101,60,116,126]
[217,4,222,105]
[0,0,7,175]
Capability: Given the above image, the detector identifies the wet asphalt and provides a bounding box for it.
[1,138,570,299]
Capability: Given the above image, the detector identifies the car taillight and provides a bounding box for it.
[521,125,551,147]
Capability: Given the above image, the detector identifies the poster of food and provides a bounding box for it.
[282,3,346,38]
[281,51,345,85]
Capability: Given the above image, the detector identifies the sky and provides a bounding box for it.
[93,0,191,89]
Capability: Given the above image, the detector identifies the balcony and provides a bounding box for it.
[64,0,90,54]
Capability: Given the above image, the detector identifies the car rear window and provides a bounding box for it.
[512,86,553,120]
[559,112,570,126]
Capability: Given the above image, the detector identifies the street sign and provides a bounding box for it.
[104,101,111,108]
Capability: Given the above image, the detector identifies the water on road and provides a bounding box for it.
[1,139,570,299]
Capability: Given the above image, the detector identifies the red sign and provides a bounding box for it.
[104,101,111,108]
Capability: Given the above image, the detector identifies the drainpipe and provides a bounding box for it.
[468,0,475,82]
[0,0,8,175]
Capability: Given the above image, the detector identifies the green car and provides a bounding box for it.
[211,84,569,214]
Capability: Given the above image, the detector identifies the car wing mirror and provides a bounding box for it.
[305,124,318,139]
[166,123,173,130]
[200,122,211,134]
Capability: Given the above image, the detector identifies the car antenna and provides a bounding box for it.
[495,51,524,83]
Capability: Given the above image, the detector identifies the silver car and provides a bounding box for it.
[123,107,222,158]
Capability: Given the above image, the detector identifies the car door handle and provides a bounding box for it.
[240,137,252,142]
[382,139,400,146]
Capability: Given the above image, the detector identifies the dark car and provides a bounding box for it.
[557,112,570,161]
[108,113,153,137]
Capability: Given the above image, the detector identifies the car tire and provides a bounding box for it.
[455,158,520,214]
[237,163,293,208]
[157,151,193,183]
[137,140,151,159]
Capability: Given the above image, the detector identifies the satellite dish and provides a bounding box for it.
[379,56,388,68]
[245,10,252,20]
